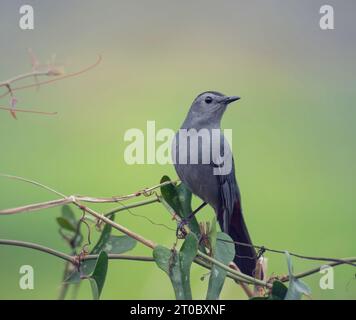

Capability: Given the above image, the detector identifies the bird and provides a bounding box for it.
[172,91,257,276]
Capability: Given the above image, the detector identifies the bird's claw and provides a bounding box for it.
[176,219,189,239]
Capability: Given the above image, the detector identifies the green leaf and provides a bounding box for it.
[153,233,198,300]
[270,281,288,300]
[89,251,108,300]
[91,216,114,255]
[154,246,183,299]
[206,232,235,300]
[58,205,83,249]
[176,183,193,219]
[180,233,199,297]
[56,217,77,232]
[61,205,77,226]
[103,235,137,254]
[160,176,200,237]
[71,232,83,249]
[249,278,289,301]
[284,251,311,300]
[160,176,183,215]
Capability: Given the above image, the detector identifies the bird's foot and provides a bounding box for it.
[176,218,189,239]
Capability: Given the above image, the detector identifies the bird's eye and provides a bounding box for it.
[205,96,213,104]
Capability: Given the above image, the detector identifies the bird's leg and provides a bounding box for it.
[187,201,208,220]
[176,202,207,238]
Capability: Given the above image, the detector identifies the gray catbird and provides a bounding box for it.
[172,91,257,276]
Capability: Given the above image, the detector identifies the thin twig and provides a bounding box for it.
[0,174,156,248]
[72,200,157,249]
[0,54,101,119]
[0,239,75,263]
[0,198,72,215]
[0,197,162,216]
[0,174,174,215]
[0,106,57,116]
[106,198,175,232]
[217,237,356,268]
[0,239,154,263]
[0,55,102,100]
[0,71,51,88]
[104,198,160,216]
[229,262,255,298]
[197,250,268,287]
[74,180,177,203]
[0,173,66,197]
[83,254,154,262]
[281,257,356,282]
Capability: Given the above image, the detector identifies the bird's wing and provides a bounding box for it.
[213,135,241,232]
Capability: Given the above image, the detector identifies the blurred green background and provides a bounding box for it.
[0,0,355,299]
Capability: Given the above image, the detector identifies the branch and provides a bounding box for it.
[104,198,160,216]
[74,179,178,203]
[2,173,354,290]
[0,239,262,286]
[229,262,255,298]
[0,173,66,197]
[0,239,154,263]
[0,71,52,89]
[0,55,102,99]
[197,251,267,286]
[4,173,353,289]
[0,174,268,287]
[2,190,353,275]
[2,237,354,288]
[0,173,174,215]
[0,198,73,215]
[0,106,57,116]
[217,237,356,268]
[10,174,353,287]
[73,200,157,250]
[0,54,102,118]
[0,239,75,263]
[0,197,162,216]
[281,257,356,282]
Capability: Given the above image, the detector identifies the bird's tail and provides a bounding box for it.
[217,201,257,277]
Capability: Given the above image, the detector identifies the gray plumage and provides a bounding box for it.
[172,91,257,276]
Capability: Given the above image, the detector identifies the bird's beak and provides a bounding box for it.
[223,96,241,104]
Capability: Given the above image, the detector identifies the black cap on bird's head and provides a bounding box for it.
[193,91,240,106]
[183,91,241,128]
